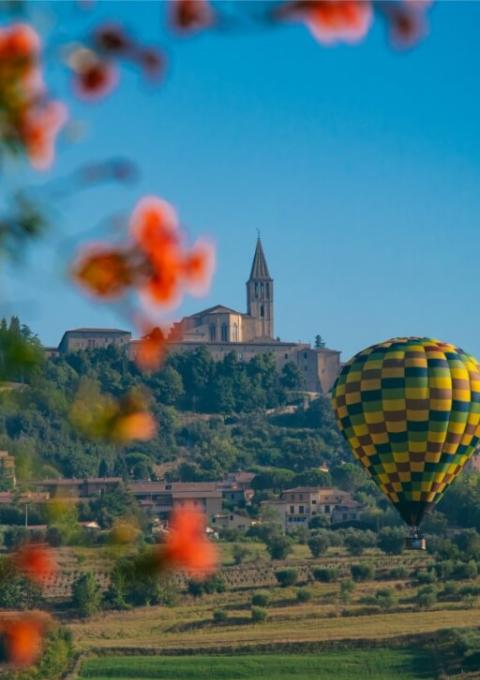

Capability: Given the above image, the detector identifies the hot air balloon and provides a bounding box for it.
[332,338,480,549]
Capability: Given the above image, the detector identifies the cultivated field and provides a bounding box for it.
[78,649,435,680]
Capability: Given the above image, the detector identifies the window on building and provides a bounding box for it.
[260,305,264,318]
[312,499,316,504]
[325,505,330,513]
[299,505,305,514]
[254,282,258,298]
[304,352,307,359]
[284,353,288,360]
[221,323,228,342]
[209,325,216,342]
[266,282,270,299]
[290,505,294,514]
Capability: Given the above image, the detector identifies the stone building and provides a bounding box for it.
[58,328,131,354]
[262,486,364,531]
[51,240,341,394]
[161,239,341,394]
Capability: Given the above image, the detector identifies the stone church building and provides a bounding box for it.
[52,240,341,394]
[165,239,341,394]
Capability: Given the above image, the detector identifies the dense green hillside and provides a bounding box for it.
[0,320,349,480]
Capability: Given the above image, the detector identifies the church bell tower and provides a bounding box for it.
[246,238,274,339]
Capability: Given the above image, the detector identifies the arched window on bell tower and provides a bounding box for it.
[209,324,216,342]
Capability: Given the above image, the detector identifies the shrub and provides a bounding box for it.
[251,591,270,607]
[251,606,267,622]
[275,568,298,587]
[312,567,338,583]
[416,584,437,609]
[187,580,204,597]
[213,609,228,623]
[296,588,312,603]
[435,559,455,580]
[72,572,102,618]
[388,565,409,580]
[187,574,226,597]
[351,563,374,582]
[339,579,355,604]
[452,560,478,581]
[416,569,437,584]
[441,581,460,600]
[375,588,398,610]
[377,527,405,555]
[307,534,329,558]
[309,514,330,529]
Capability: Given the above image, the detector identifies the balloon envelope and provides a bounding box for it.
[332,338,480,526]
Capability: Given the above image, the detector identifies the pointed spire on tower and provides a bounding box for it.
[249,237,271,280]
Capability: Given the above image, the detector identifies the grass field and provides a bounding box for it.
[78,649,435,680]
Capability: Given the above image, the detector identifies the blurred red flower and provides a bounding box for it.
[136,48,165,80]
[13,544,57,584]
[386,2,430,49]
[135,326,168,371]
[74,196,214,317]
[183,240,215,297]
[1,616,44,667]
[20,100,67,170]
[170,0,214,34]
[112,410,157,442]
[73,247,132,299]
[75,59,119,100]
[162,504,217,578]
[94,23,131,54]
[279,0,373,45]
[0,23,40,88]
[0,23,67,170]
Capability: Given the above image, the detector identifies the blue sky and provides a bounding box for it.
[4,1,480,361]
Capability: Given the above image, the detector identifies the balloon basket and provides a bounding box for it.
[405,530,426,551]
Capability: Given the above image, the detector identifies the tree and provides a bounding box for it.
[72,572,102,618]
[351,562,374,582]
[265,533,293,560]
[275,568,298,587]
[343,528,376,556]
[251,591,270,607]
[314,335,326,349]
[0,557,41,609]
[251,606,267,622]
[280,362,304,390]
[454,529,480,560]
[416,584,437,609]
[307,534,329,558]
[232,543,251,565]
[377,527,405,555]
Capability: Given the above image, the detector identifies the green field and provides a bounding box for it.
[78,650,436,680]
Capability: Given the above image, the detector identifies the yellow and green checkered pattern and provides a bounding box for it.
[332,338,480,527]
